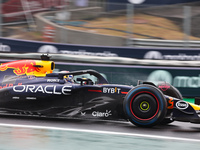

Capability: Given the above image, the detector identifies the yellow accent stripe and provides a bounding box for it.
[189,102,200,111]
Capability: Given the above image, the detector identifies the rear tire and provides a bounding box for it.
[123,84,167,127]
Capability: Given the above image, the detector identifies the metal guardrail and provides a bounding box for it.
[129,38,200,48]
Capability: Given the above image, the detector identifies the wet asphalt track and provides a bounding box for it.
[0,116,200,139]
[0,116,200,150]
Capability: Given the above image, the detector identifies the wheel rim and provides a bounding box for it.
[130,91,159,121]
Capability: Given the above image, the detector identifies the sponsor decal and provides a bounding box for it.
[144,51,200,61]
[128,0,145,4]
[37,45,118,57]
[0,84,13,89]
[38,45,58,53]
[0,60,40,76]
[13,85,72,95]
[81,112,86,116]
[144,51,163,59]
[167,97,174,109]
[26,97,37,100]
[92,110,112,117]
[0,43,11,52]
[0,83,22,89]
[60,50,118,57]
[176,101,189,110]
[28,75,35,80]
[158,84,170,91]
[47,79,60,82]
[103,87,121,94]
[12,97,20,100]
[148,70,200,88]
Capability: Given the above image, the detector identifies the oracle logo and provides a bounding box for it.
[13,85,71,95]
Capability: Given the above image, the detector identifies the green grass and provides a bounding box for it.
[183,98,194,103]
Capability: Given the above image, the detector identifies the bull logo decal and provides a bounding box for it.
[0,60,40,75]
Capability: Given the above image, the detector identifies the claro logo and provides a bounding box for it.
[148,70,200,88]
[92,110,112,117]
[144,51,200,61]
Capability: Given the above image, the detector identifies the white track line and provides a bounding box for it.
[0,123,199,142]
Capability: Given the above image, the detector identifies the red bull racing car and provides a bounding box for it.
[0,55,200,127]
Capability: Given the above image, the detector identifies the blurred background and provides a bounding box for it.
[0,1,200,150]
[1,0,200,47]
[1,0,200,98]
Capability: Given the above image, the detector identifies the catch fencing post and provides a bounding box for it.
[126,3,134,47]
[183,6,191,48]
[0,0,2,37]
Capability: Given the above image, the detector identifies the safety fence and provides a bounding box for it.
[2,1,200,47]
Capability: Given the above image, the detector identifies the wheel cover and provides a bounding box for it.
[130,91,160,121]
[140,101,150,111]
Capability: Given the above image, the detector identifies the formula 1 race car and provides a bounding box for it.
[0,55,200,127]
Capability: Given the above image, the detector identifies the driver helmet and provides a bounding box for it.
[65,74,74,83]
[60,70,74,83]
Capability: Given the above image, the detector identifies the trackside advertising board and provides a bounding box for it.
[1,38,200,61]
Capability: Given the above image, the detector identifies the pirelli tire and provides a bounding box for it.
[123,84,167,127]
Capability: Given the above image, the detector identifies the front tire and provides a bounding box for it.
[123,84,167,127]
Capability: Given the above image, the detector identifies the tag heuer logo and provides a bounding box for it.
[144,51,163,59]
[38,45,58,53]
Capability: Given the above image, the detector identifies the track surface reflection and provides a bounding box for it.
[0,116,199,150]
